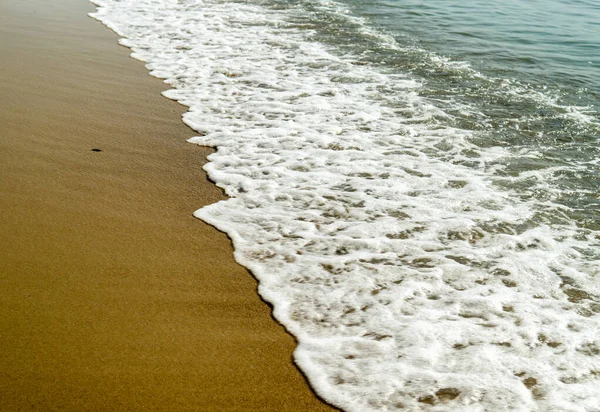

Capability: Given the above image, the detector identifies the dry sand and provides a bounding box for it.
[0,1,337,410]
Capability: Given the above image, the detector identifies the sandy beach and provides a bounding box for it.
[0,1,336,410]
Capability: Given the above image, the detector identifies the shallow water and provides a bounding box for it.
[91,0,599,410]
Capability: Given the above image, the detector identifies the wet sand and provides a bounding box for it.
[0,1,336,410]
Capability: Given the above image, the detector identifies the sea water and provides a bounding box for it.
[90,0,600,410]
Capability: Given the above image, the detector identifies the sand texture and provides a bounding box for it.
[0,1,336,410]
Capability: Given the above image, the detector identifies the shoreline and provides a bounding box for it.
[0,0,336,410]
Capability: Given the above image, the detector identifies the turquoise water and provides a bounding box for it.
[360,0,600,95]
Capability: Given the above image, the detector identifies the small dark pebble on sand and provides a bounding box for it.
[91,148,102,152]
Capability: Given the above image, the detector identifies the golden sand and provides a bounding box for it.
[0,1,336,410]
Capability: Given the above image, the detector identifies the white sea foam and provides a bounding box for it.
[91,0,600,410]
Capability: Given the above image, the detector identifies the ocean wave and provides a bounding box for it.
[91,0,600,410]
